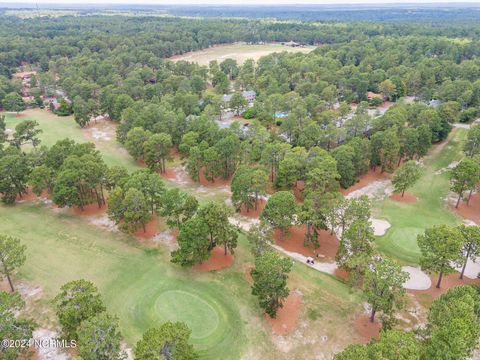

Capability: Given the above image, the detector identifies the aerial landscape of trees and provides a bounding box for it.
[1,4,480,359]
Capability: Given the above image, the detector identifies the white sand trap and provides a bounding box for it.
[454,258,480,279]
[371,218,391,236]
[402,266,431,290]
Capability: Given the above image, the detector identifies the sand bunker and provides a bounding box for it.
[402,266,431,290]
[409,273,480,299]
[193,246,233,272]
[266,289,303,336]
[371,218,391,236]
[454,258,480,280]
[390,192,417,203]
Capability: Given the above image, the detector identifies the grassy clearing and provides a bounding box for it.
[4,110,229,203]
[0,201,363,359]
[375,128,467,264]
[4,110,140,171]
[0,202,247,359]
[170,43,316,65]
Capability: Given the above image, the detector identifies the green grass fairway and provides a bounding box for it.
[170,43,316,65]
[0,201,363,359]
[0,202,246,359]
[4,110,229,203]
[375,128,466,264]
[4,110,140,171]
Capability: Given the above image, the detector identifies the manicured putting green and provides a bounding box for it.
[154,290,220,339]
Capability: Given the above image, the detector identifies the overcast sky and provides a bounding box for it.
[5,0,480,4]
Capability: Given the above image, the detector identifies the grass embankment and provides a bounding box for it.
[375,128,467,264]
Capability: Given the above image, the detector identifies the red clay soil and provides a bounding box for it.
[193,246,234,272]
[266,290,303,336]
[198,169,232,188]
[354,314,381,343]
[72,203,107,216]
[273,225,339,260]
[160,167,177,181]
[390,192,417,203]
[15,187,38,202]
[340,168,389,196]
[378,101,395,109]
[454,193,480,224]
[240,198,266,218]
[134,215,160,239]
[335,268,350,281]
[408,273,480,299]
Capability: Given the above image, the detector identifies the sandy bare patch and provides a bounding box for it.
[435,160,460,175]
[153,229,179,252]
[354,314,380,343]
[371,218,391,236]
[341,168,390,197]
[229,216,260,232]
[266,289,303,336]
[402,266,431,290]
[33,328,70,360]
[88,214,118,232]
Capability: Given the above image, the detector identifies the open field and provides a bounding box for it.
[4,110,139,171]
[374,128,466,264]
[0,201,363,359]
[169,43,317,65]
